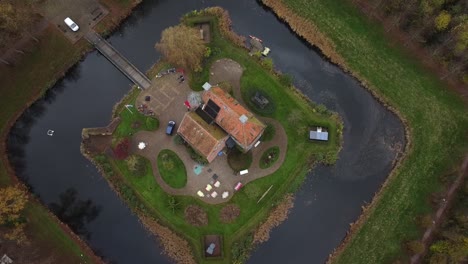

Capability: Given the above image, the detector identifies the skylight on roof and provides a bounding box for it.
[239,114,248,124]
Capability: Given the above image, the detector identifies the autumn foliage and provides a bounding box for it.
[140,215,196,264]
[113,138,130,159]
[0,185,28,243]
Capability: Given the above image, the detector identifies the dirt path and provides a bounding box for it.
[410,154,468,263]
[132,58,288,204]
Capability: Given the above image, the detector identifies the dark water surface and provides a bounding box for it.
[7,0,404,263]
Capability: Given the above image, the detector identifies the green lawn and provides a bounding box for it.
[26,204,94,263]
[275,0,468,263]
[113,88,159,139]
[99,13,341,263]
[157,149,187,189]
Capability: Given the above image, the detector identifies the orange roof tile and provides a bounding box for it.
[203,87,265,149]
[177,112,227,158]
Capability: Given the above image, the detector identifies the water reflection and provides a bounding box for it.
[50,188,101,239]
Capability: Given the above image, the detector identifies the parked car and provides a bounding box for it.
[234,182,243,191]
[261,47,270,56]
[64,17,79,32]
[166,120,176,135]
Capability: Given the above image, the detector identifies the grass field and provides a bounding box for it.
[157,149,187,189]
[26,204,94,263]
[273,0,468,262]
[98,14,341,263]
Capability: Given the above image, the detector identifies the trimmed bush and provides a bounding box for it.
[227,148,252,172]
[187,146,208,165]
[259,146,280,169]
[261,123,276,142]
[173,134,185,145]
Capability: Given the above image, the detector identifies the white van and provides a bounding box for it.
[64,17,79,32]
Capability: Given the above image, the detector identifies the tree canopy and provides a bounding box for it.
[434,11,451,31]
[155,25,206,72]
[0,185,28,224]
[354,0,468,84]
[0,185,28,243]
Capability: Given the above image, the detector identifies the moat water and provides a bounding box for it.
[7,0,405,263]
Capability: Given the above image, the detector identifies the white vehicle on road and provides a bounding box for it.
[64,17,79,32]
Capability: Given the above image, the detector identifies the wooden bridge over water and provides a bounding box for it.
[84,31,151,89]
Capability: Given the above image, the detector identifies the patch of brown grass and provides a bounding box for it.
[253,194,294,244]
[184,205,208,227]
[220,204,240,223]
[261,0,345,68]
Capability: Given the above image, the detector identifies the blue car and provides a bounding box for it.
[166,121,176,135]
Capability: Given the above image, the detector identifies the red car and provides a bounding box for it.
[234,182,243,191]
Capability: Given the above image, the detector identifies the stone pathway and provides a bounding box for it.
[132,59,288,204]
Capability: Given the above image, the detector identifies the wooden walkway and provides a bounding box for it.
[84,31,151,89]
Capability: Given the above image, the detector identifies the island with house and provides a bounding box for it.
[81,7,341,264]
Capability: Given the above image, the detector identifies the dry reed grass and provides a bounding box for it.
[140,215,196,264]
[253,194,294,244]
[261,0,345,67]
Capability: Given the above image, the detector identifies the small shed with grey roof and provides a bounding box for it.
[309,126,329,141]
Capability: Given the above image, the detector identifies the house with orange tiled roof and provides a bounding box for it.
[202,87,265,152]
[177,112,228,163]
[177,86,265,163]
